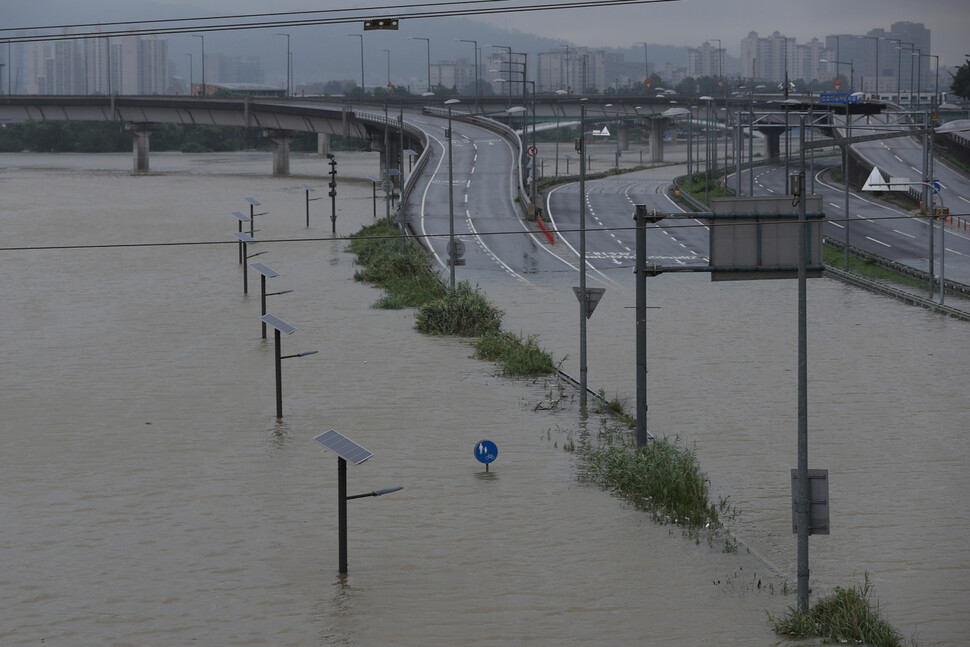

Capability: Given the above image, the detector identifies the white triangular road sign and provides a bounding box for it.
[862,166,889,191]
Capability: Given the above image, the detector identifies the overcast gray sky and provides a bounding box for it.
[141,0,968,65]
[8,0,969,68]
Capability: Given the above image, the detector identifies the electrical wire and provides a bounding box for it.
[0,0,679,43]
[0,211,963,254]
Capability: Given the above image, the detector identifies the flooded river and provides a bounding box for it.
[0,151,966,645]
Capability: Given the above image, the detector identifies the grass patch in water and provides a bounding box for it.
[586,423,725,536]
[474,329,557,376]
[347,225,556,378]
[768,573,907,647]
[415,280,504,337]
[347,221,446,308]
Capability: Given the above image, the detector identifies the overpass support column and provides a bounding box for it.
[617,125,631,152]
[762,129,782,162]
[124,122,159,173]
[262,129,302,176]
[317,133,331,156]
[650,117,669,163]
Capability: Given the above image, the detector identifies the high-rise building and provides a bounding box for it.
[430,58,476,92]
[25,32,171,95]
[138,37,168,94]
[687,41,724,79]
[536,48,605,93]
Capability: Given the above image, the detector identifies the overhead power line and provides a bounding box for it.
[0,0,679,43]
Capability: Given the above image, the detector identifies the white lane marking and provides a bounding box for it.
[463,206,523,280]
[892,229,916,239]
[866,236,891,248]
[830,222,844,229]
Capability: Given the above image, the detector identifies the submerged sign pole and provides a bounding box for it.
[796,116,810,612]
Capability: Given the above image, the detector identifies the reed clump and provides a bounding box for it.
[587,424,723,535]
[347,222,446,308]
[768,574,906,647]
[348,225,555,378]
[475,329,557,377]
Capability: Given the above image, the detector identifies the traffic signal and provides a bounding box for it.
[363,18,398,30]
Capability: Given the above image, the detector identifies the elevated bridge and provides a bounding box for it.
[0,95,426,175]
[0,93,890,173]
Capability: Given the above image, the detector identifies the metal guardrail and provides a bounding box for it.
[824,265,970,321]
[823,236,970,299]
[352,108,431,228]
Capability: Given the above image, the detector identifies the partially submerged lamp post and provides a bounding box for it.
[367,175,381,220]
[299,184,322,228]
[250,262,293,339]
[314,429,403,574]
[261,314,317,419]
[232,211,251,264]
[232,232,267,294]
[245,197,267,237]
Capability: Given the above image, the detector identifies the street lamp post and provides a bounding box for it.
[864,35,879,98]
[192,34,205,97]
[578,100,589,410]
[410,37,431,93]
[383,49,391,90]
[489,44,512,107]
[824,59,855,271]
[911,51,923,108]
[886,39,902,103]
[636,42,649,90]
[261,314,317,420]
[347,34,364,92]
[274,33,291,96]
[896,43,915,107]
[445,99,461,289]
[313,429,403,576]
[554,89,567,177]
[924,54,940,110]
[456,39,479,112]
[185,53,192,95]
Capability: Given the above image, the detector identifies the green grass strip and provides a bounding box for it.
[769,574,906,647]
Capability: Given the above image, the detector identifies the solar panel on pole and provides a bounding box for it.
[314,430,373,465]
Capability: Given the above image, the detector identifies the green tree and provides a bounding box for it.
[950,61,970,100]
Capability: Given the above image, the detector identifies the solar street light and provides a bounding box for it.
[261,314,316,419]
[250,262,293,338]
[314,429,403,574]
[232,232,266,294]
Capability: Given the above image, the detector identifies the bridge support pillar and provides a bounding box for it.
[317,133,331,156]
[263,129,302,176]
[124,122,159,173]
[758,126,784,162]
[649,117,669,163]
[617,125,631,152]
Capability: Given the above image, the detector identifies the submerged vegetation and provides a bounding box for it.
[347,222,555,377]
[585,421,729,538]
[769,574,907,647]
[474,329,557,377]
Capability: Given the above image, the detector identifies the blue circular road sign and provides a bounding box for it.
[474,440,498,464]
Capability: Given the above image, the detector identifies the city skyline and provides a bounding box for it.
[5,0,964,64]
